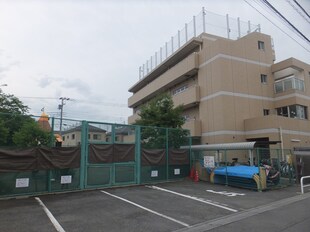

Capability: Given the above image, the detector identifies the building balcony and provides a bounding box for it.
[128,52,199,108]
[182,119,201,137]
[173,85,200,109]
[244,115,310,137]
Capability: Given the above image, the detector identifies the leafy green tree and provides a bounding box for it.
[0,89,50,147]
[13,118,50,147]
[0,89,29,114]
[135,93,185,128]
[135,93,189,148]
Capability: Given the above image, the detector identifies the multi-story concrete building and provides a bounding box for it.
[127,12,310,152]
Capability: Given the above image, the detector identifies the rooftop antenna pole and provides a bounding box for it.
[59,97,70,135]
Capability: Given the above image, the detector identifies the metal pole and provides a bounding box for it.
[166,128,169,181]
[248,20,251,34]
[136,126,141,185]
[171,36,174,53]
[150,56,153,71]
[80,120,88,189]
[139,66,142,80]
[185,23,188,42]
[279,127,284,161]
[202,7,206,33]
[237,17,241,38]
[193,16,196,37]
[226,14,230,39]
[178,30,181,48]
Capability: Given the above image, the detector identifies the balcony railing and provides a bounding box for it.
[128,53,199,108]
[173,85,200,108]
[274,76,304,94]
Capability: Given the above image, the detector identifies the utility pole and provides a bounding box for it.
[58,97,70,134]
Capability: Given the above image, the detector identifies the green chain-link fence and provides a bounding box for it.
[0,114,191,198]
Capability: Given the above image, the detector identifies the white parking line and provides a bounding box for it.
[100,190,190,228]
[147,186,238,213]
[35,197,65,232]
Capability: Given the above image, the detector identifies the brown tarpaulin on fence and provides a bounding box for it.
[88,144,135,163]
[113,144,135,162]
[141,149,166,166]
[0,148,37,172]
[88,144,113,163]
[168,149,189,165]
[37,147,81,169]
[0,147,81,172]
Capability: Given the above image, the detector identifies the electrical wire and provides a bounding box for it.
[17,96,128,107]
[286,0,310,24]
[260,0,310,44]
[244,0,310,53]
[294,0,310,20]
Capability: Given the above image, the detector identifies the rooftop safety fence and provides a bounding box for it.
[138,8,261,80]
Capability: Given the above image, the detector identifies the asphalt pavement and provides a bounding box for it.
[0,179,309,232]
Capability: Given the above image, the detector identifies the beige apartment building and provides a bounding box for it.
[128,30,310,151]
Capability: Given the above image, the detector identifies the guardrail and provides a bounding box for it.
[301,176,310,194]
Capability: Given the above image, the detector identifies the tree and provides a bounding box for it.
[13,118,50,147]
[135,93,185,128]
[135,93,189,148]
[0,89,29,114]
[0,89,50,147]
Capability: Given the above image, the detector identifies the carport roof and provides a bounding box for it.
[183,141,281,151]
[188,142,256,151]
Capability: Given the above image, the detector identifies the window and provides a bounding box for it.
[276,105,307,119]
[274,76,304,93]
[88,134,90,139]
[260,74,267,84]
[173,85,188,95]
[93,134,101,140]
[258,41,265,50]
[263,109,270,116]
[62,136,65,141]
[71,134,75,139]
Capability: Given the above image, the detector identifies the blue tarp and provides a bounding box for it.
[213,165,259,179]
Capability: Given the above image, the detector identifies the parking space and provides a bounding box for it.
[0,179,308,232]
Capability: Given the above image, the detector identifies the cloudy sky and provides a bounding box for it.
[0,0,309,124]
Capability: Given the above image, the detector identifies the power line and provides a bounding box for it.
[260,0,310,44]
[294,0,310,20]
[286,0,310,24]
[244,0,310,53]
[17,96,128,107]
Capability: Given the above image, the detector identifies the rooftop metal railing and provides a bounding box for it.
[138,8,260,80]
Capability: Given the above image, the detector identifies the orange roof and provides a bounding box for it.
[38,112,51,131]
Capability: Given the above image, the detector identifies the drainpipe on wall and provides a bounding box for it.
[279,127,285,161]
